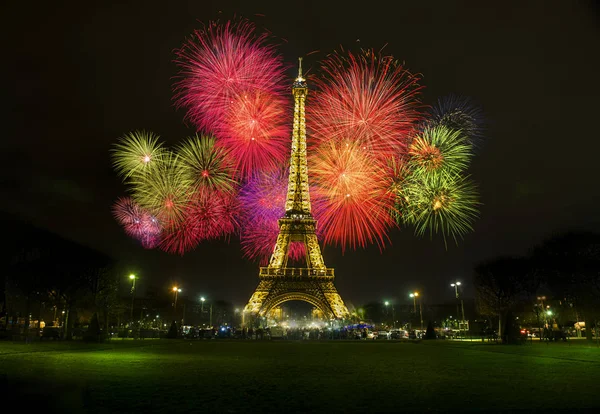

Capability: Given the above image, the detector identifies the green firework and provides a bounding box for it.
[399,173,480,245]
[408,126,472,178]
[177,135,238,194]
[130,151,191,228]
[111,131,166,180]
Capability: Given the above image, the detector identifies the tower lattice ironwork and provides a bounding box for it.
[243,59,349,321]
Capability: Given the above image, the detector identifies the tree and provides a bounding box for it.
[166,321,178,339]
[424,321,436,339]
[83,312,101,342]
[532,232,600,341]
[474,256,537,341]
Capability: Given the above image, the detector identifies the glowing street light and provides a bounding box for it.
[450,281,461,299]
[409,292,423,331]
[409,292,419,313]
[172,287,182,321]
[200,296,206,312]
[384,301,395,328]
[129,274,137,323]
[450,281,466,334]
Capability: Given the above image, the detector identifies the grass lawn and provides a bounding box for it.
[1,339,599,413]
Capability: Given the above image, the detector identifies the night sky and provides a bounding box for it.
[4,1,599,310]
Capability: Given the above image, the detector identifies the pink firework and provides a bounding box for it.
[112,197,162,248]
[308,50,422,160]
[239,170,307,263]
[309,140,397,252]
[174,19,287,134]
[239,169,288,223]
[159,190,239,255]
[218,89,290,177]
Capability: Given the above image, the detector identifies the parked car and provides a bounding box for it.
[376,331,390,340]
[390,330,408,339]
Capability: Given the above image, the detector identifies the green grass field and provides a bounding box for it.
[1,339,599,413]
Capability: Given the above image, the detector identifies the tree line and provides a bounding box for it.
[474,231,600,342]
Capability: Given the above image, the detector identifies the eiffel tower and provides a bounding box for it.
[243,59,349,322]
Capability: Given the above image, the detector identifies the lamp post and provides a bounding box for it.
[172,287,181,321]
[410,292,423,331]
[384,301,396,329]
[537,296,547,337]
[450,281,465,336]
[129,274,136,324]
[200,296,213,327]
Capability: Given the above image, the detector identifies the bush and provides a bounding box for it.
[424,321,436,340]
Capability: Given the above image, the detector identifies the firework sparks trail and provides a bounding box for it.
[398,173,480,246]
[174,19,287,134]
[408,126,473,179]
[130,151,191,229]
[308,50,423,160]
[177,134,238,194]
[218,90,289,177]
[111,131,165,180]
[428,95,484,146]
[112,197,162,248]
[310,140,397,251]
[160,189,240,255]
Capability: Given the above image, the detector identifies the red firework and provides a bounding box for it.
[308,50,422,160]
[160,190,240,255]
[218,90,289,177]
[112,197,162,248]
[174,19,287,134]
[309,140,397,251]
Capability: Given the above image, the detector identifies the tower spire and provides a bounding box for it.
[297,57,304,80]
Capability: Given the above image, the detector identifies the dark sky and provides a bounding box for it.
[4,1,599,310]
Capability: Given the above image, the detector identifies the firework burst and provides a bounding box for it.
[428,95,484,145]
[174,19,287,133]
[130,152,191,229]
[310,140,397,251]
[111,131,165,180]
[238,169,307,262]
[308,50,422,159]
[239,169,288,222]
[159,190,239,255]
[399,173,479,245]
[177,134,238,193]
[408,126,472,178]
[218,90,289,177]
[112,197,162,248]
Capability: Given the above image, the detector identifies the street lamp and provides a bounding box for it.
[129,274,137,323]
[410,292,423,331]
[172,287,181,321]
[450,281,466,334]
[450,281,461,299]
[384,301,395,329]
[199,296,213,327]
[409,292,418,313]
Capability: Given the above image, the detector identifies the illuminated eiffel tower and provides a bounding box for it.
[243,59,349,322]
